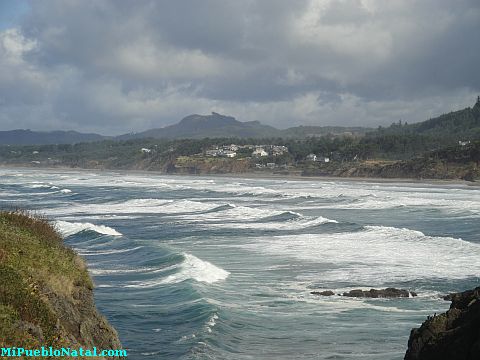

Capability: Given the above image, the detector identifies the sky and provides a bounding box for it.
[0,0,479,135]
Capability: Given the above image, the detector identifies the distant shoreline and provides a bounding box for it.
[2,164,479,187]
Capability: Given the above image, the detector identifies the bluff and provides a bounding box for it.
[404,287,480,360]
[0,211,123,358]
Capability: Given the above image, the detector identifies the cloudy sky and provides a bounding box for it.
[0,0,479,135]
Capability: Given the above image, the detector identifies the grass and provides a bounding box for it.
[0,210,93,353]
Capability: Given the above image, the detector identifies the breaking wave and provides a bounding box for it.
[55,220,122,237]
[125,253,229,288]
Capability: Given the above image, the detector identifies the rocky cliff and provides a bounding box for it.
[404,287,480,360]
[0,211,123,359]
[302,158,480,181]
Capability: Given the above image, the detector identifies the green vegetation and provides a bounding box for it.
[0,211,121,358]
[0,211,89,350]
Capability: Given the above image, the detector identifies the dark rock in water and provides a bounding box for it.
[405,287,480,360]
[442,293,454,301]
[311,290,335,296]
[310,288,417,298]
[342,288,416,298]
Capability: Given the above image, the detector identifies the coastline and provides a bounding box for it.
[2,165,479,358]
[2,163,479,187]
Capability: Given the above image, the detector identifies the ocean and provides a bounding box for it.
[1,168,479,359]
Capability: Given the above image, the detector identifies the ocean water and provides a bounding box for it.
[1,168,479,359]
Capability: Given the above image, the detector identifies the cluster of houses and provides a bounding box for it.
[255,145,288,157]
[205,144,288,158]
[205,144,239,158]
[138,143,349,165]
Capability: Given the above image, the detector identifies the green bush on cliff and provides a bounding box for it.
[0,211,94,352]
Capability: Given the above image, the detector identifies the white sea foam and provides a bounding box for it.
[55,220,122,236]
[46,198,221,216]
[238,225,480,284]
[29,183,51,189]
[177,205,297,223]
[119,198,174,208]
[0,190,21,197]
[219,206,287,220]
[60,198,173,215]
[77,246,142,256]
[59,215,140,221]
[89,263,179,276]
[125,253,229,287]
[205,313,219,333]
[60,188,72,194]
[152,200,221,213]
[206,215,337,230]
[89,267,156,275]
[12,170,480,216]
[282,183,480,214]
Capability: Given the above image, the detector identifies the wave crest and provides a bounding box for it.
[125,253,229,288]
[55,220,122,237]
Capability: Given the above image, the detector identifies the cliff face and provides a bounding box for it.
[0,211,122,358]
[404,287,480,360]
[302,158,479,181]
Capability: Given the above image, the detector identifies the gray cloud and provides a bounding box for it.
[0,0,478,134]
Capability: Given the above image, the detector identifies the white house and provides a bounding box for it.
[306,153,317,161]
[206,149,221,157]
[252,147,268,157]
[225,144,239,151]
[141,148,151,153]
[223,151,237,158]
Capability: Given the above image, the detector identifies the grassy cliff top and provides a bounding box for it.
[0,211,121,358]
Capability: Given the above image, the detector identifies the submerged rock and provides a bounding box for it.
[405,287,480,360]
[342,288,417,298]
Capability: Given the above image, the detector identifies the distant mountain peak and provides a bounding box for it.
[117,112,279,140]
[177,113,239,128]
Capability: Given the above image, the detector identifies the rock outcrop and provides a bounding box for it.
[404,287,480,360]
[310,290,335,296]
[343,288,417,298]
[310,288,417,298]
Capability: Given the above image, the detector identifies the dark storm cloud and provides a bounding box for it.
[0,0,479,133]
